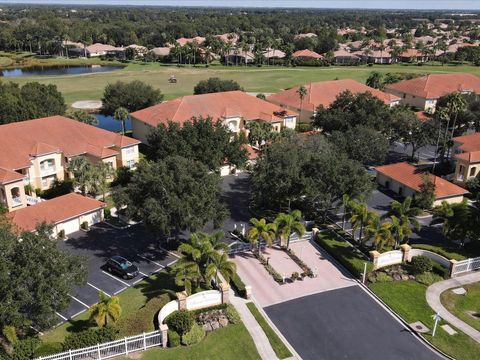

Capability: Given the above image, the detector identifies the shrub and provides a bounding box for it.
[41,179,74,199]
[81,221,89,230]
[376,272,393,283]
[33,342,63,357]
[432,262,449,279]
[115,294,170,337]
[2,326,18,345]
[291,272,299,280]
[225,304,241,324]
[5,338,40,360]
[181,323,205,346]
[166,310,194,336]
[104,208,111,219]
[57,229,66,240]
[63,327,118,351]
[416,272,442,286]
[229,272,246,298]
[167,330,181,347]
[410,255,433,275]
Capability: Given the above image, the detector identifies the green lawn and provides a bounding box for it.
[441,282,480,332]
[3,58,480,105]
[140,324,260,360]
[246,302,292,359]
[370,280,480,360]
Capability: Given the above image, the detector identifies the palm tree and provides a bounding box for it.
[296,85,307,121]
[364,215,395,250]
[349,202,373,243]
[172,260,202,295]
[206,252,236,285]
[89,291,121,327]
[341,194,352,230]
[385,197,421,231]
[114,107,129,135]
[67,156,94,195]
[274,210,305,249]
[248,218,277,251]
[432,200,471,244]
[91,162,115,201]
[447,92,467,140]
[389,215,412,248]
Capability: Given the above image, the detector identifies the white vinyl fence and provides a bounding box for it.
[451,256,480,277]
[36,330,162,360]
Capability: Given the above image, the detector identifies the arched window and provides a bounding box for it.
[40,159,55,172]
[470,167,477,177]
[227,120,238,132]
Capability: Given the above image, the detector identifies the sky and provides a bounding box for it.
[0,0,479,10]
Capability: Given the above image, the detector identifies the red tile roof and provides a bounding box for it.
[453,132,480,153]
[0,167,25,185]
[130,91,297,128]
[375,162,468,199]
[385,73,480,99]
[415,111,432,122]
[292,49,323,59]
[399,48,424,58]
[0,116,139,171]
[8,193,105,233]
[267,79,400,112]
[455,150,480,163]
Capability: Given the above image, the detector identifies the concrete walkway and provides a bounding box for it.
[229,289,280,360]
[426,272,480,343]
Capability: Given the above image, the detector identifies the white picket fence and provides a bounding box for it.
[451,256,480,277]
[36,330,162,360]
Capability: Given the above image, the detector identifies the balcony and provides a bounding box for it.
[11,196,23,207]
[40,166,57,177]
[456,175,465,182]
[26,195,43,206]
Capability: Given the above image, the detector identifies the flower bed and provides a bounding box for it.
[285,248,313,278]
[255,252,284,283]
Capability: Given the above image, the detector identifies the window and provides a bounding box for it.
[124,146,135,155]
[285,118,294,124]
[127,160,136,169]
[470,167,477,177]
[40,159,55,171]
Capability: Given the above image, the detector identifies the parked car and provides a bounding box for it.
[106,256,139,279]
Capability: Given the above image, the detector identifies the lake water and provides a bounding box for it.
[1,65,123,77]
[94,114,132,133]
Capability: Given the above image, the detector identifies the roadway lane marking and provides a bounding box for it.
[137,254,164,267]
[87,282,111,297]
[68,294,90,309]
[114,287,128,295]
[102,270,131,287]
[56,312,68,321]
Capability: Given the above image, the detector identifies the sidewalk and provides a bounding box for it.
[426,272,480,343]
[229,289,280,360]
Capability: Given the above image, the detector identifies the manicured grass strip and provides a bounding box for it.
[412,244,468,261]
[141,324,261,360]
[315,230,372,278]
[246,302,292,359]
[370,280,480,360]
[441,282,480,332]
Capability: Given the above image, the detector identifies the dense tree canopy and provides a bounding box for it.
[112,156,226,236]
[100,80,163,115]
[250,134,373,218]
[146,117,248,171]
[0,222,86,330]
[0,81,66,124]
[193,78,243,95]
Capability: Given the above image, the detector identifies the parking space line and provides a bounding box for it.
[71,309,87,319]
[139,271,149,277]
[87,282,110,297]
[159,246,181,259]
[166,259,179,267]
[68,294,90,309]
[133,277,145,285]
[137,254,164,267]
[56,312,68,321]
[101,270,131,287]
[114,287,128,295]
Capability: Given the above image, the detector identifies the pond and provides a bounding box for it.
[1,64,123,77]
[94,114,132,133]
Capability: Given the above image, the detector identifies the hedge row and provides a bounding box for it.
[229,271,247,298]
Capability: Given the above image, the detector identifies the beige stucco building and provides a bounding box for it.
[452,132,480,185]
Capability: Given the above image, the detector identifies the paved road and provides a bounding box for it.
[56,223,177,323]
[265,286,442,360]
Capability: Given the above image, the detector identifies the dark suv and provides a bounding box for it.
[105,256,139,279]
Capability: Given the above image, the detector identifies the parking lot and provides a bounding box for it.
[56,223,178,324]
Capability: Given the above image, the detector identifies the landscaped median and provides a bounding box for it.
[246,302,293,359]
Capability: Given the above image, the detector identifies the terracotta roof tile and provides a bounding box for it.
[8,193,105,233]
[455,150,480,163]
[385,73,480,99]
[453,132,480,152]
[0,167,25,185]
[0,116,139,171]
[292,49,323,59]
[267,79,400,112]
[130,91,297,128]
[375,162,468,199]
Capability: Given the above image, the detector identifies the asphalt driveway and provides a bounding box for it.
[265,286,442,360]
[56,223,178,323]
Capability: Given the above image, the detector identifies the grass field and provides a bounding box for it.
[2,56,480,105]
[370,280,480,360]
[441,282,480,332]
[246,302,292,359]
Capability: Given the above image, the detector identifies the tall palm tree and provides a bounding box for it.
[296,85,307,121]
[349,202,373,243]
[114,107,129,135]
[172,260,202,295]
[89,291,121,327]
[385,197,421,231]
[389,215,412,248]
[206,252,236,285]
[364,215,395,250]
[447,92,467,140]
[248,218,277,251]
[91,162,115,201]
[341,194,352,230]
[67,156,94,195]
[274,210,305,249]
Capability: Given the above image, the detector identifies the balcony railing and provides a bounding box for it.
[26,196,43,206]
[12,196,23,206]
[457,175,465,182]
[40,166,56,177]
